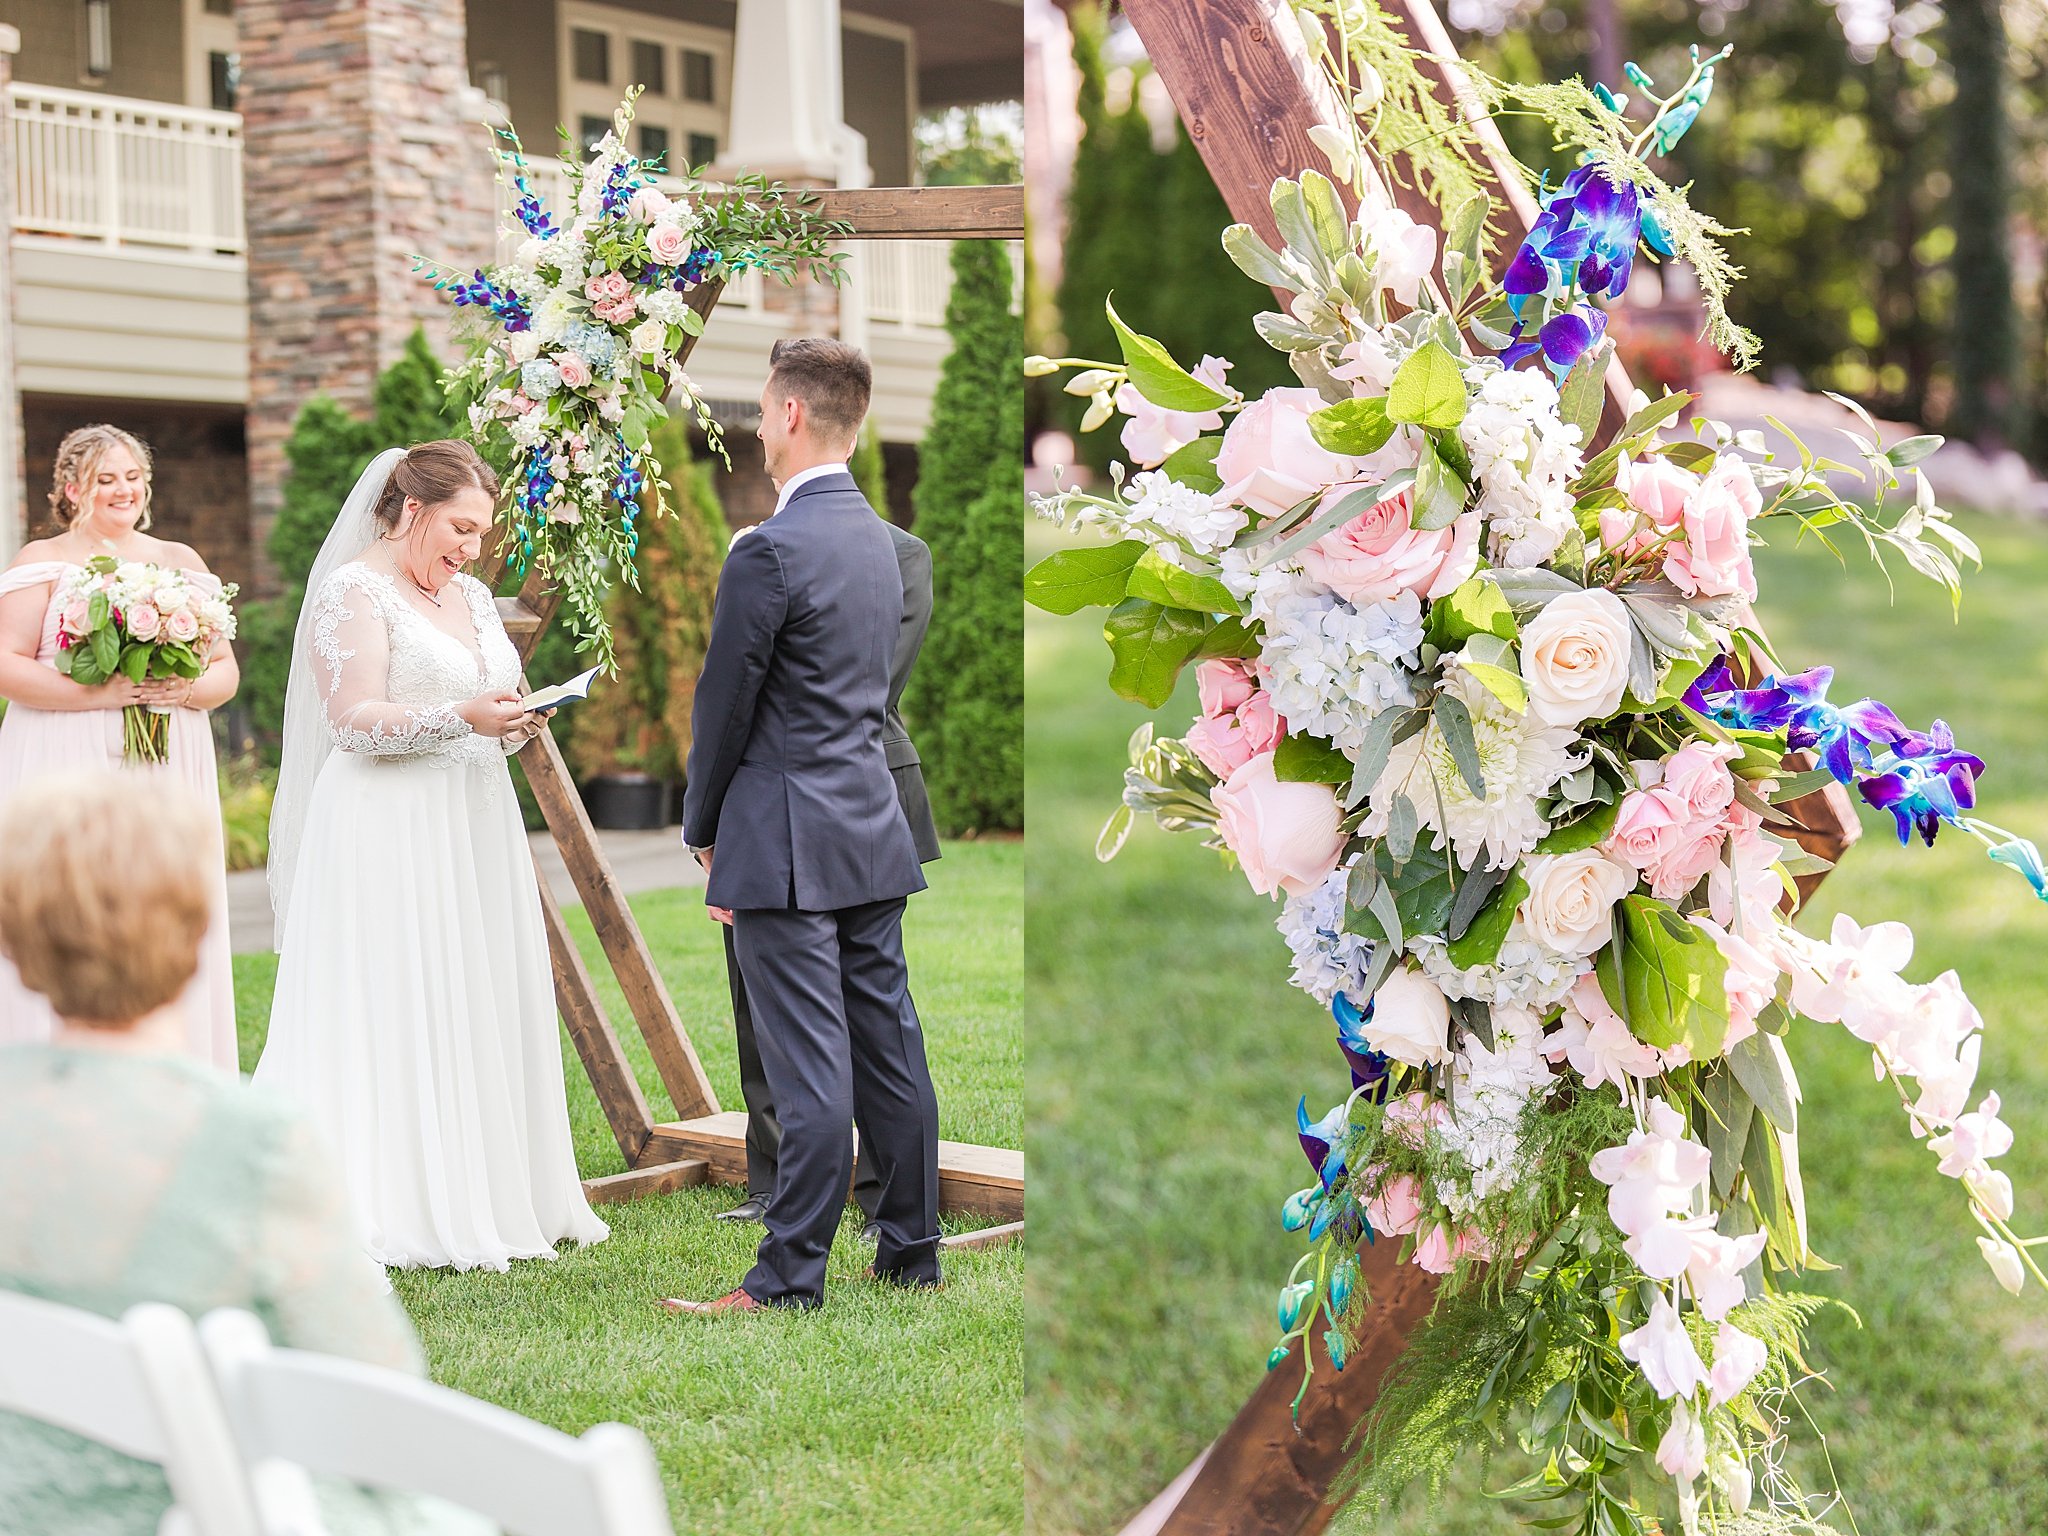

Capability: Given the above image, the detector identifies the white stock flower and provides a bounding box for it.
[1124,470,1247,557]
[1433,1018,1557,1213]
[1518,849,1633,957]
[1520,588,1634,727]
[1620,1294,1710,1400]
[1411,927,1586,1012]
[1459,365,1584,569]
[1368,670,1580,869]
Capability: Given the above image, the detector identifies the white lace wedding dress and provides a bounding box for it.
[253,560,608,1271]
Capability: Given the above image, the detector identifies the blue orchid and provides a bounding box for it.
[1296,1097,1349,1191]
[1987,836,2048,902]
[599,160,638,220]
[1324,1328,1350,1372]
[1281,1185,1322,1233]
[1860,721,1985,847]
[512,175,557,240]
[1329,1255,1359,1314]
[1684,656,1916,785]
[450,269,532,333]
[1332,995,1393,1098]
[1277,1280,1314,1332]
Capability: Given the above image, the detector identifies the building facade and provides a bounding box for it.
[0,0,1021,591]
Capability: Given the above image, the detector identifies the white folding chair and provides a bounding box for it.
[0,1290,262,1536]
[197,1309,675,1536]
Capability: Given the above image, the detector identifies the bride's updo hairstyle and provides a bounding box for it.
[370,440,501,537]
[49,424,155,530]
[0,773,213,1028]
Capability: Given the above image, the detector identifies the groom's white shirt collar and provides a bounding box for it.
[773,461,854,514]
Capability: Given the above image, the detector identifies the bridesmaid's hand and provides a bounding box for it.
[77,677,148,710]
[137,677,194,709]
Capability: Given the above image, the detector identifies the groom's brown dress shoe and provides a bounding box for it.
[659,1287,767,1315]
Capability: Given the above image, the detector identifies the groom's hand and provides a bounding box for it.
[695,846,713,873]
[708,905,734,926]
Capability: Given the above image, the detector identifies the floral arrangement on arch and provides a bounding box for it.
[1027,17,2046,1536]
[416,90,848,668]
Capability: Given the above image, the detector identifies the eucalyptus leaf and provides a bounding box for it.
[1433,692,1485,797]
[1256,313,1330,353]
[1557,347,1608,444]
[1388,793,1419,861]
[1159,435,1224,494]
[1727,1030,1800,1135]
[1223,223,1301,292]
[1348,707,1426,808]
[1700,1066,1757,1202]
[1273,732,1354,785]
[1308,397,1395,457]
[1532,796,1620,854]
[1446,869,1528,967]
[1298,170,1351,263]
[1409,442,1468,531]
[1489,567,1585,613]
[1253,481,1390,566]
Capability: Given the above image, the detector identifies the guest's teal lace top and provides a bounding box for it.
[0,1044,488,1535]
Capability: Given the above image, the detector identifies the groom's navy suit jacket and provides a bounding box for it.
[683,469,926,913]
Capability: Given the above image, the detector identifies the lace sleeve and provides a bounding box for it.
[312,573,473,757]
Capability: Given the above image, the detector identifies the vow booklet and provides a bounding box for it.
[520,665,602,712]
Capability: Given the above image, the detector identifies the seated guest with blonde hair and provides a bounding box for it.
[0,771,485,1535]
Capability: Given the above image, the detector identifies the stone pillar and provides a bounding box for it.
[0,26,25,561]
[719,0,845,184]
[237,0,494,591]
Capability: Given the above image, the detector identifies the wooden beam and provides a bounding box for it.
[582,1159,711,1206]
[1135,1241,1442,1536]
[534,852,654,1167]
[807,184,1023,240]
[643,1110,1025,1223]
[941,1221,1025,1253]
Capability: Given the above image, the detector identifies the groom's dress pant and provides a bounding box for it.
[733,897,941,1306]
[722,925,882,1217]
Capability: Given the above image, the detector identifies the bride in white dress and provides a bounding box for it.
[256,441,608,1271]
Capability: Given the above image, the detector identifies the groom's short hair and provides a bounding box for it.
[767,338,871,442]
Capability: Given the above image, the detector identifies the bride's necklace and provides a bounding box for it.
[403,567,445,608]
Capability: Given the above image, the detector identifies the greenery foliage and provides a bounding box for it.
[907,239,1024,835]
[561,414,728,784]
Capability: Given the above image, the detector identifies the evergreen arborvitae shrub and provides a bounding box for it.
[851,424,889,514]
[905,238,1023,835]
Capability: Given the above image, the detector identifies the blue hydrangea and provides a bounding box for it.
[567,322,621,377]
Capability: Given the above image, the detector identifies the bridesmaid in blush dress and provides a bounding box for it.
[0,425,240,1068]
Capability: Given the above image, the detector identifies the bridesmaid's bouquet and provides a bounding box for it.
[54,556,238,763]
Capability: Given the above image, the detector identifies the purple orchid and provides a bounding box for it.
[1332,995,1393,1098]
[449,269,532,333]
[1296,1098,1350,1191]
[1860,721,1986,847]
[1684,657,1916,784]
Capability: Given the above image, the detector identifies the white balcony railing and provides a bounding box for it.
[8,84,244,256]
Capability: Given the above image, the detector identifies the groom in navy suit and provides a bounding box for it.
[667,338,941,1311]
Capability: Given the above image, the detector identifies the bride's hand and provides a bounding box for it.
[458,691,529,739]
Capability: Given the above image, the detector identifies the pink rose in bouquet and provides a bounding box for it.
[1214,387,1363,519]
[1665,456,1760,599]
[125,603,164,642]
[1211,751,1346,898]
[1301,487,1479,606]
[647,222,693,266]
[1196,658,1257,717]
[557,353,593,390]
[52,557,238,762]
[1116,355,1231,469]
[1186,688,1284,779]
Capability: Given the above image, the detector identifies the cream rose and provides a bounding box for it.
[1519,849,1635,957]
[1211,751,1346,898]
[1521,587,1634,727]
[1364,966,1454,1068]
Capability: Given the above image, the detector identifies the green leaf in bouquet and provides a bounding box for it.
[1532,796,1620,854]
[1445,190,1488,273]
[1651,649,1711,712]
[90,625,119,678]
[87,589,110,632]
[1307,397,1395,458]
[1446,868,1528,968]
[1382,841,1456,939]
[1254,313,1329,353]
[1387,792,1419,861]
[1432,692,1485,796]
[1409,441,1466,532]
[1488,567,1584,614]
[1699,1065,1757,1202]
[1743,1110,1803,1269]
[1726,1029,1799,1135]
[1885,433,1942,467]
[1125,548,1241,615]
[1194,616,1261,661]
[1251,480,1388,567]
[1428,578,1518,650]
[1297,170,1351,264]
[118,645,150,685]
[1457,634,1527,714]
[1557,345,1610,445]
[1346,705,1426,809]
[1386,340,1467,430]
[1024,541,1147,614]
[1158,437,1225,495]
[1102,598,1215,708]
[1431,428,1473,485]
[1620,389,1696,444]
[680,306,706,337]
[1660,439,1717,473]
[1768,767,1840,804]
[1603,895,1731,1057]
[1267,178,1335,283]
[1105,298,1232,413]
[1223,224,1300,292]
[1273,731,1353,785]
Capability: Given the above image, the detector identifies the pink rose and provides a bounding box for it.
[1116,355,1230,469]
[1605,786,1687,872]
[1213,387,1363,519]
[1412,1223,1458,1274]
[1664,456,1760,599]
[1211,751,1346,898]
[1196,658,1257,718]
[126,602,163,642]
[601,271,631,301]
[165,608,201,645]
[628,185,672,222]
[1380,1090,1442,1149]
[584,273,612,301]
[1660,740,1739,824]
[60,597,92,637]
[647,222,693,266]
[1624,455,1698,526]
[512,392,537,414]
[1363,1172,1423,1237]
[557,353,593,390]
[1236,692,1282,755]
[594,296,637,324]
[1300,486,1479,606]
[1646,823,1726,902]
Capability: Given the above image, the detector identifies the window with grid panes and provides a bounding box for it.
[631,39,665,95]
[571,28,609,84]
[683,49,715,104]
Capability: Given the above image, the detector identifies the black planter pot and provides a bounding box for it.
[582,773,670,830]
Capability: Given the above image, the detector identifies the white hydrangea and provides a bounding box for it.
[1123,470,1247,557]
[1460,365,1585,569]
[508,411,548,449]
[1277,858,1376,1007]
[638,288,694,327]
[1433,1007,1558,1214]
[1367,670,1582,869]
[530,291,578,346]
[1252,570,1423,756]
[1408,924,1588,1011]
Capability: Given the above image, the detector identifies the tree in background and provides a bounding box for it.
[906,238,1023,835]
[235,328,462,763]
[851,423,889,513]
[1947,0,2016,447]
[561,413,728,786]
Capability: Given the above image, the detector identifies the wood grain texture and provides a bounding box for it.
[582,1159,711,1205]
[534,852,654,1166]
[940,1221,1025,1252]
[644,1110,1026,1222]
[808,184,1024,239]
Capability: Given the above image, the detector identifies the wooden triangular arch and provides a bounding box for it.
[1091,3,1860,1529]
[490,183,1025,1225]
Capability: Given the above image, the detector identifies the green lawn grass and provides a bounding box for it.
[234,840,1022,1536]
[1023,514,2048,1536]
